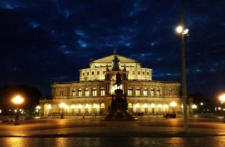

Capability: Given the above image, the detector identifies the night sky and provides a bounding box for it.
[0,0,225,100]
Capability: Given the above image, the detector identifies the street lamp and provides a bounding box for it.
[218,93,225,122]
[170,101,177,113]
[11,95,24,125]
[59,102,66,119]
[175,5,189,131]
[219,93,225,104]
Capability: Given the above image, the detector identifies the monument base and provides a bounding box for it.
[105,110,135,121]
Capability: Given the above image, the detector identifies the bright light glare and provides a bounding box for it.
[12,95,24,105]
[170,101,177,107]
[59,103,66,108]
[176,25,183,33]
[183,29,189,34]
[219,93,225,103]
[192,104,197,109]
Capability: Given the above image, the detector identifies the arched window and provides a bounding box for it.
[100,88,105,96]
[85,88,89,96]
[72,89,76,96]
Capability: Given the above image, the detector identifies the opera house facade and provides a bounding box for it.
[39,53,182,117]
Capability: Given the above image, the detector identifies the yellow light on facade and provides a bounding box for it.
[101,103,105,108]
[47,104,52,109]
[151,104,155,108]
[134,104,140,108]
[71,105,76,109]
[93,104,100,109]
[12,95,24,105]
[163,104,168,108]
[219,93,225,103]
[143,104,148,108]
[59,102,66,108]
[192,104,197,109]
[158,104,162,108]
[170,101,177,107]
[85,104,91,109]
[78,104,82,109]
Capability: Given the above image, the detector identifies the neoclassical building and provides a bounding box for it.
[40,53,182,117]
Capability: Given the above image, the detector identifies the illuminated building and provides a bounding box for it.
[40,53,182,116]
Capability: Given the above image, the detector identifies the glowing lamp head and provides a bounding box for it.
[176,25,183,34]
[192,104,197,109]
[47,104,52,109]
[12,95,24,105]
[59,103,66,108]
[170,101,177,107]
[219,93,225,103]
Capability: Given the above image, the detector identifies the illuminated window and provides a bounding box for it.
[143,89,148,96]
[92,88,97,96]
[85,89,89,96]
[128,89,132,96]
[156,89,160,96]
[150,88,154,96]
[78,89,82,96]
[100,88,105,96]
[136,89,141,96]
[72,89,76,96]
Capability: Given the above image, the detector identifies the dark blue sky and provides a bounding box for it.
[0,0,225,100]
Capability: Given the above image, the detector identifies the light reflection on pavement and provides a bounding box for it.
[1,118,225,146]
[1,137,225,147]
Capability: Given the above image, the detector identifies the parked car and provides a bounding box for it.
[164,113,176,118]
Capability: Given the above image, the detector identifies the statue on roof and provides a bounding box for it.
[112,54,120,71]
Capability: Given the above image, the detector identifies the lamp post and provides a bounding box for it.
[218,93,225,122]
[170,101,177,113]
[12,95,24,125]
[59,102,66,119]
[176,5,189,131]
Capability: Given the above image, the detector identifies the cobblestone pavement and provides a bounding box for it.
[1,118,225,146]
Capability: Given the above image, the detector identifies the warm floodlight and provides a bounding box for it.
[176,25,183,33]
[176,25,189,35]
[219,93,225,103]
[192,104,197,109]
[170,101,177,107]
[12,95,24,105]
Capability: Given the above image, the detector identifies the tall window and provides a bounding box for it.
[92,71,94,75]
[150,88,154,96]
[85,89,89,96]
[78,89,82,96]
[128,89,132,96]
[100,88,105,96]
[132,71,135,75]
[156,89,160,96]
[143,89,148,96]
[92,88,97,96]
[136,89,141,96]
[97,71,100,75]
[72,89,76,96]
